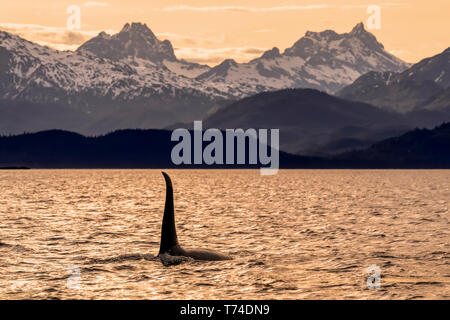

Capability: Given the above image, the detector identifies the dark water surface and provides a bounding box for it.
[0,170,448,299]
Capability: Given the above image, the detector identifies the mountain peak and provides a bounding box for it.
[285,22,386,58]
[348,22,385,50]
[120,22,153,36]
[97,31,110,39]
[305,29,338,40]
[221,59,238,67]
[260,47,281,60]
[196,59,238,81]
[350,22,366,34]
[121,23,131,32]
[118,22,159,43]
[77,22,176,62]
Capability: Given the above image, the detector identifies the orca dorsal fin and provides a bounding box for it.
[159,172,179,255]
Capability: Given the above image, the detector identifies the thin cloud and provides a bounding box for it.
[389,49,410,56]
[0,23,107,37]
[0,23,116,50]
[158,3,406,13]
[381,2,408,7]
[156,32,226,46]
[83,2,109,7]
[158,5,330,13]
[35,41,80,52]
[174,47,268,66]
[0,22,256,64]
[243,48,266,54]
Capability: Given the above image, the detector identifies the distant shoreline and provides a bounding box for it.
[1,123,449,170]
[1,167,449,170]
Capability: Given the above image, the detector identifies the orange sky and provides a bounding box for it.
[0,1,448,65]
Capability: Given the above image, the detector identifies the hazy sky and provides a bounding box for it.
[0,1,448,65]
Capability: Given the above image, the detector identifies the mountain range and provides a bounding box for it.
[0,129,329,169]
[0,22,410,134]
[203,88,411,155]
[338,122,450,167]
[202,46,450,155]
[338,47,450,114]
[1,123,449,169]
[198,23,409,94]
[1,21,449,158]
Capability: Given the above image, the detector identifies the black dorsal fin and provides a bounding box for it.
[158,172,179,255]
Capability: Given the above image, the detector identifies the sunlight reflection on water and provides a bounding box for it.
[0,169,448,299]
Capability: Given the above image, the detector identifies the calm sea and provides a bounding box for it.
[0,169,448,299]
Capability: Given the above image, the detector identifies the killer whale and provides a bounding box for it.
[158,171,232,261]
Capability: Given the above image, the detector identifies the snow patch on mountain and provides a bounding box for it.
[198,22,410,94]
[0,22,412,128]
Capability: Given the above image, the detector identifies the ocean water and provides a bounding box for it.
[0,169,448,299]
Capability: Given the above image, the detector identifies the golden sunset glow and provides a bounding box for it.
[0,0,449,65]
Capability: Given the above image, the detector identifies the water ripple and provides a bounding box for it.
[0,169,448,299]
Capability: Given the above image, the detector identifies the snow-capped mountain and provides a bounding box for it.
[0,24,228,132]
[0,22,410,134]
[77,22,210,78]
[0,24,224,101]
[338,47,450,113]
[78,22,177,62]
[197,23,410,94]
